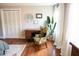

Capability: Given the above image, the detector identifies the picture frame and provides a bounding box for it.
[36,13,42,18]
[33,20,38,24]
[26,14,33,20]
[25,14,33,22]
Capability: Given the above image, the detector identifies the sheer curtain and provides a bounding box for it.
[67,3,79,47]
[63,3,79,56]
[54,3,79,56]
[53,3,79,56]
[53,4,65,49]
[54,3,73,56]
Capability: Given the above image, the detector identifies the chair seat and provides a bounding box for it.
[34,37,47,45]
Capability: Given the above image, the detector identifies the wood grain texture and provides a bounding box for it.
[0,38,27,44]
[0,38,61,56]
[21,41,61,56]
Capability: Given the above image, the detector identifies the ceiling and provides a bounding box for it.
[0,3,56,7]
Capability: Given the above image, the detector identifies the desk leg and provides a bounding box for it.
[45,42,47,48]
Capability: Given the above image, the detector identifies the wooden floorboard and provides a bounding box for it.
[0,38,27,44]
[0,38,61,56]
[21,41,61,56]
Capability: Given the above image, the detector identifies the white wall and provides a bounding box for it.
[21,6,53,30]
[0,5,53,38]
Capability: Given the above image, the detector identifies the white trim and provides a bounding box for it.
[18,9,22,38]
[19,9,22,32]
[0,9,6,38]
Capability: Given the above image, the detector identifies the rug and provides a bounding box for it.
[4,44,26,56]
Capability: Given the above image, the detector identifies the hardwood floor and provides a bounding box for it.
[21,41,61,56]
[0,38,61,56]
[0,38,27,44]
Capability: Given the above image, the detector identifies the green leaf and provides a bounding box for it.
[52,22,56,31]
[50,22,56,35]
[47,16,50,24]
[52,16,54,24]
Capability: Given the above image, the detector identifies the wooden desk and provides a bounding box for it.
[25,30,40,42]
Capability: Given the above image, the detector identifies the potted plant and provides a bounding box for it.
[44,16,56,40]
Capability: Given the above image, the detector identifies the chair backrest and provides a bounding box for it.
[40,27,47,37]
